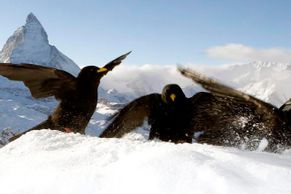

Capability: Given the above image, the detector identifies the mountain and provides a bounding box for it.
[0,13,80,76]
[199,61,291,107]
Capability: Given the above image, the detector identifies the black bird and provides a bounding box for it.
[1,52,131,140]
[178,67,291,152]
[100,82,265,147]
[101,66,291,152]
[100,84,205,143]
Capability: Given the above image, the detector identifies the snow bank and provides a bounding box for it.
[1,130,291,194]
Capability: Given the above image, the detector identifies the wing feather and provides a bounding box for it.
[0,63,77,99]
[102,51,131,73]
[178,67,282,131]
[178,67,278,114]
[100,93,160,138]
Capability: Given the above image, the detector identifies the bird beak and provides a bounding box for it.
[170,94,176,102]
[97,67,108,73]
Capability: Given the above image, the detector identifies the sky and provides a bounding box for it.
[1,0,291,66]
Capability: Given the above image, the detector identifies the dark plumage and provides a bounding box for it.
[101,66,291,152]
[1,52,131,140]
[178,67,291,152]
[100,84,201,143]
[100,82,264,147]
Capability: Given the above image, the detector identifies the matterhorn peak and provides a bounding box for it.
[0,13,80,76]
[26,12,40,24]
[23,12,49,44]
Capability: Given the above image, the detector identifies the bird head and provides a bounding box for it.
[161,84,186,105]
[77,51,131,84]
[77,66,109,83]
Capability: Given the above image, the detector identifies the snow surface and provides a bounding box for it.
[1,130,291,194]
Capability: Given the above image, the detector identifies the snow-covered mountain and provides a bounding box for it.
[200,61,291,107]
[0,13,80,76]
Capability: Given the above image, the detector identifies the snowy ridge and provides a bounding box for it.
[1,130,291,194]
[203,61,291,106]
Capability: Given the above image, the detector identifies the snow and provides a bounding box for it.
[1,130,291,194]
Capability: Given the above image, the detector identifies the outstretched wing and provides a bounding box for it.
[102,51,131,74]
[178,67,278,114]
[100,93,160,138]
[0,63,77,99]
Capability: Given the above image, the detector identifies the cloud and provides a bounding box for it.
[100,64,195,97]
[206,44,291,63]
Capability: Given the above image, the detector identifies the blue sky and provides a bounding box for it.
[1,0,291,66]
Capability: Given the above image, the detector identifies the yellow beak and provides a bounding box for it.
[170,94,176,102]
[97,67,108,73]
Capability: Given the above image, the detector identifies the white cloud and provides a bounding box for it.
[100,64,194,97]
[206,44,291,63]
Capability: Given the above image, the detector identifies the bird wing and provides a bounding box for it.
[188,92,262,130]
[280,99,291,112]
[102,51,131,73]
[0,63,77,99]
[100,93,161,138]
[178,67,278,114]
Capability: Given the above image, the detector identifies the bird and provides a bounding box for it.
[100,83,208,143]
[101,66,291,152]
[100,82,264,147]
[0,51,131,141]
[178,67,291,152]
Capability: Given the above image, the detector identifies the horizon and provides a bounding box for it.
[1,0,291,66]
